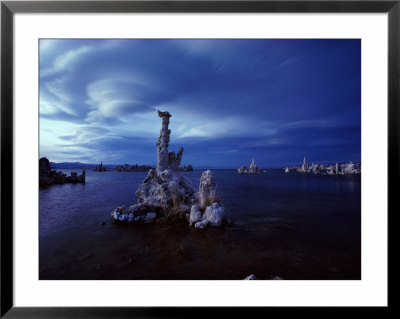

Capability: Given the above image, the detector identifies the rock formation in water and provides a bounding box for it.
[292,157,361,175]
[156,110,184,172]
[238,165,247,174]
[189,170,225,228]
[248,159,261,174]
[178,164,193,172]
[298,157,308,173]
[39,157,85,187]
[93,162,107,172]
[111,110,227,228]
[342,162,359,175]
[39,157,53,186]
[238,159,262,174]
[113,163,153,172]
[111,110,196,224]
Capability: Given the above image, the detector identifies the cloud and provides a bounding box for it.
[44,77,73,103]
[274,55,303,70]
[58,126,112,143]
[41,46,93,77]
[281,116,360,129]
[178,117,276,139]
[84,78,171,123]
[39,39,361,166]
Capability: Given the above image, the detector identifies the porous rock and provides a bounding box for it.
[190,170,225,229]
[111,111,195,224]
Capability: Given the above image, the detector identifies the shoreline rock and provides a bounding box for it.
[39,157,85,187]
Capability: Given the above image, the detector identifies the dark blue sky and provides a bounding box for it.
[39,39,361,168]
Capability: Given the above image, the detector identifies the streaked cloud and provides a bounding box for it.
[41,46,93,77]
[39,39,361,167]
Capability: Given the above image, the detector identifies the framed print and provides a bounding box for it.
[1,0,396,317]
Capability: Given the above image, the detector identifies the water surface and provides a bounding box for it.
[39,169,361,280]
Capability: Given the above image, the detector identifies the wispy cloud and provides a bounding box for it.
[41,46,93,77]
[274,55,303,70]
[84,78,158,122]
[179,117,276,139]
[39,39,361,166]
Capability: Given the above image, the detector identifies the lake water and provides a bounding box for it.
[39,169,361,280]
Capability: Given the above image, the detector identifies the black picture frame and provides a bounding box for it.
[1,0,396,317]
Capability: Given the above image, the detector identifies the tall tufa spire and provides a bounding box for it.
[156,110,184,172]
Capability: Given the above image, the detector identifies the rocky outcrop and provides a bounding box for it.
[248,159,261,174]
[238,165,247,174]
[202,202,225,227]
[111,110,195,224]
[238,159,262,174]
[292,157,361,175]
[39,157,53,186]
[189,204,202,226]
[113,163,153,172]
[189,170,225,228]
[297,157,308,173]
[198,170,217,208]
[178,164,193,172]
[134,167,195,214]
[110,111,227,228]
[93,162,107,172]
[39,157,85,187]
[156,110,183,172]
[342,162,360,175]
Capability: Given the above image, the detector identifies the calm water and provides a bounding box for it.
[39,169,361,280]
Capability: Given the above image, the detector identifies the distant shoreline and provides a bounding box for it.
[49,161,361,171]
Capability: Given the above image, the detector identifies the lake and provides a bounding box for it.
[39,169,361,280]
